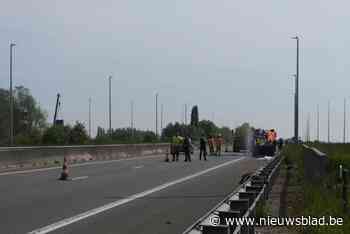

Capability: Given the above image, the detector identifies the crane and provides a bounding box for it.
[53,93,64,126]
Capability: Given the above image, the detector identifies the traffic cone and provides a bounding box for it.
[165,148,170,162]
[59,156,69,180]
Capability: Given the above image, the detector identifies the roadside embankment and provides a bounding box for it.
[260,144,350,234]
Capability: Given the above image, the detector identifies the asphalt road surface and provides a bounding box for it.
[0,152,268,234]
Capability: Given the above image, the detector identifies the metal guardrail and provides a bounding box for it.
[183,154,283,234]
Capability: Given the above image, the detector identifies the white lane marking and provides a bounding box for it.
[0,155,163,176]
[28,157,244,234]
[133,165,144,169]
[71,176,88,181]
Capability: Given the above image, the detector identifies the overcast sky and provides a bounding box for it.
[1,0,350,141]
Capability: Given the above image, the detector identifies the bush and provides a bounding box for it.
[42,122,88,145]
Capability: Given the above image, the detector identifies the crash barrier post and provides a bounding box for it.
[182,154,283,234]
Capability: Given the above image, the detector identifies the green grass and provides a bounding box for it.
[308,143,350,170]
[283,143,350,234]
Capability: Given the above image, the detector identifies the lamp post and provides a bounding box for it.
[108,75,112,136]
[89,97,92,138]
[344,98,347,143]
[328,100,331,143]
[155,93,158,138]
[317,104,320,142]
[291,36,300,142]
[161,103,163,134]
[9,42,16,146]
[291,74,297,140]
[130,100,134,138]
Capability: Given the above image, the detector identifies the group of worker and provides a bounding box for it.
[266,129,277,144]
[206,135,224,157]
[170,135,193,162]
[168,134,225,162]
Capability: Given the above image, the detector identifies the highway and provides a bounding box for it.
[0,152,268,234]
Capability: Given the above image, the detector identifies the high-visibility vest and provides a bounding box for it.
[267,131,274,142]
[272,132,277,141]
[172,136,177,144]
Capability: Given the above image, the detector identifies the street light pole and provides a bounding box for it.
[344,98,346,143]
[291,74,297,140]
[108,75,112,136]
[9,42,16,146]
[292,36,300,142]
[155,93,158,138]
[328,100,331,143]
[89,97,92,138]
[130,100,134,138]
[317,104,320,142]
[185,104,187,125]
[161,103,163,134]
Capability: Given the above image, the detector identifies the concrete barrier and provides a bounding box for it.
[302,144,329,182]
[0,143,170,171]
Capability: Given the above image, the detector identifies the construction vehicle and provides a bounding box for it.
[252,129,276,157]
[53,93,64,126]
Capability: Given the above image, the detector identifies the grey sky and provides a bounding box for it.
[1,0,350,141]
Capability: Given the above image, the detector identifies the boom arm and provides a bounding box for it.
[53,93,60,125]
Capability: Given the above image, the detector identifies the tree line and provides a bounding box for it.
[0,87,254,149]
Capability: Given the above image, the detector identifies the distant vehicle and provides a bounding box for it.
[252,129,275,157]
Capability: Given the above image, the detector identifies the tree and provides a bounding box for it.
[96,126,105,137]
[142,131,157,143]
[198,120,218,137]
[0,86,47,146]
[190,105,199,126]
[42,125,70,145]
[69,121,89,144]
[0,89,10,145]
[219,126,233,144]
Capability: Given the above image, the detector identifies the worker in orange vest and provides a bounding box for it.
[215,134,224,156]
[267,129,277,155]
[208,136,214,155]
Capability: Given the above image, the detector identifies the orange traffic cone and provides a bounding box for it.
[59,156,69,180]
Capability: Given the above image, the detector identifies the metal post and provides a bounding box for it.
[291,74,297,140]
[108,75,112,136]
[130,100,134,138]
[9,43,16,146]
[328,100,330,143]
[89,97,92,138]
[161,103,163,134]
[317,104,320,142]
[292,36,299,142]
[155,95,157,137]
[306,113,310,142]
[185,104,187,125]
[344,98,346,143]
[181,105,184,124]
